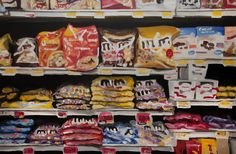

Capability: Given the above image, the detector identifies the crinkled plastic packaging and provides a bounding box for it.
[21,0,50,10]
[50,0,101,9]
[101,0,136,9]
[0,33,13,66]
[0,87,19,102]
[20,88,53,101]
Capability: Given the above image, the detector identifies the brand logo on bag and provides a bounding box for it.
[101,37,135,52]
[140,34,172,50]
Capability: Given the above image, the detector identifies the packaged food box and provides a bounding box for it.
[195,79,218,100]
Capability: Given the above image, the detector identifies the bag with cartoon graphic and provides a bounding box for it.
[135,26,179,69]
[21,0,49,10]
[62,24,99,72]
[37,28,66,68]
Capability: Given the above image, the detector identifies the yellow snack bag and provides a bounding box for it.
[0,34,13,66]
[135,26,180,69]
[91,101,135,109]
[1,101,53,109]
[198,139,217,154]
[20,88,52,101]
[92,95,134,102]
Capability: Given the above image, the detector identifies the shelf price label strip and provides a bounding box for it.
[2,68,17,76]
[218,100,233,109]
[176,101,191,109]
[140,147,152,154]
[176,132,190,140]
[132,11,144,18]
[211,11,222,18]
[102,148,116,154]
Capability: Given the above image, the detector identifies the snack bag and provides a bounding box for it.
[20,88,53,101]
[136,0,176,10]
[0,87,19,101]
[13,37,39,67]
[0,33,13,66]
[196,26,224,58]
[135,26,179,69]
[21,0,49,10]
[224,27,236,57]
[99,28,137,67]
[198,139,217,154]
[224,0,236,8]
[1,101,53,109]
[91,76,134,91]
[62,24,99,71]
[201,0,223,8]
[186,140,202,154]
[177,0,201,9]
[50,0,101,9]
[173,28,197,59]
[101,0,136,9]
[2,0,18,8]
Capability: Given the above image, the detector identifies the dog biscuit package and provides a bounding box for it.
[135,26,179,69]
[50,0,101,9]
[0,33,13,66]
[136,0,176,10]
[37,28,66,68]
[100,28,137,67]
[224,27,236,57]
[21,0,49,10]
[201,0,223,8]
[196,26,224,58]
[173,28,197,59]
[177,0,201,9]
[63,24,99,71]
[101,0,136,9]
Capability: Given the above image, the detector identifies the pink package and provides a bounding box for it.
[101,0,136,9]
[201,0,224,8]
[224,0,236,8]
[224,27,236,57]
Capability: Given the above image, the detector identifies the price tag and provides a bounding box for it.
[140,147,152,154]
[164,74,178,80]
[14,111,25,118]
[136,68,150,76]
[223,60,236,66]
[94,12,105,19]
[132,11,144,18]
[176,60,188,66]
[102,148,116,154]
[25,13,35,17]
[31,69,44,76]
[65,12,77,18]
[218,100,233,109]
[23,147,34,154]
[63,146,78,154]
[215,131,229,139]
[162,11,173,18]
[194,60,205,65]
[68,71,81,76]
[57,111,67,118]
[98,112,114,124]
[176,132,190,140]
[211,11,222,18]
[177,102,191,109]
[98,68,112,75]
[136,113,152,125]
[2,68,17,76]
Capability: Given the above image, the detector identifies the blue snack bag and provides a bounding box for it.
[0,126,31,133]
[5,119,34,127]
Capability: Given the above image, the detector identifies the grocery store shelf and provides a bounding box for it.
[5,9,175,19]
[0,109,174,117]
[172,99,236,109]
[0,66,176,76]
[0,144,174,152]
[176,9,236,18]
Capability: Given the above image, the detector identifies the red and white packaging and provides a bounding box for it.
[225,0,236,8]
[101,0,136,9]
[62,24,99,72]
[186,140,202,154]
[195,80,218,100]
[21,0,50,10]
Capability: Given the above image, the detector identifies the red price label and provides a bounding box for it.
[63,146,78,154]
[23,147,34,154]
[141,147,152,154]
[98,112,113,124]
[102,148,116,154]
[57,111,67,118]
[136,113,152,125]
[14,111,25,118]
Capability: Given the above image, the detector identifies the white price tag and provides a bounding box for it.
[176,102,191,109]
[176,132,190,140]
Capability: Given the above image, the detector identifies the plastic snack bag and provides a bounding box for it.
[62,24,99,71]
[135,26,180,69]
[99,28,137,67]
[198,139,217,154]
[50,0,101,9]
[0,33,13,66]
[201,0,223,8]
[101,0,136,9]
[37,28,66,68]
[1,101,53,109]
[21,0,49,10]
[20,88,53,101]
[136,0,176,10]
[224,0,236,8]
[224,27,236,57]
[2,0,19,8]
[177,0,200,9]
[13,37,39,67]
[0,87,19,101]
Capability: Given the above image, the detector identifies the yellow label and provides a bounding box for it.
[132,11,144,18]
[212,11,222,18]
[66,12,77,18]
[94,12,105,18]
[177,102,191,109]
[218,100,233,109]
[98,69,112,75]
[31,69,44,76]
[68,71,81,76]
[136,68,150,75]
[3,68,17,75]
[223,60,236,66]
[162,11,172,18]
[176,132,189,140]
[194,60,205,65]
[176,60,188,65]
[215,131,229,139]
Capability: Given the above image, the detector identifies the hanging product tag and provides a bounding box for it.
[23,147,34,154]
[63,146,78,154]
[102,148,116,154]
[98,112,114,125]
[140,147,152,154]
[136,113,152,125]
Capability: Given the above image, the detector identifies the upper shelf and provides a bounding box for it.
[1,9,236,19]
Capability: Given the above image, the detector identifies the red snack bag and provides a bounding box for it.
[186,140,202,154]
[37,28,66,68]
[225,0,236,9]
[62,24,99,72]
[101,0,136,9]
